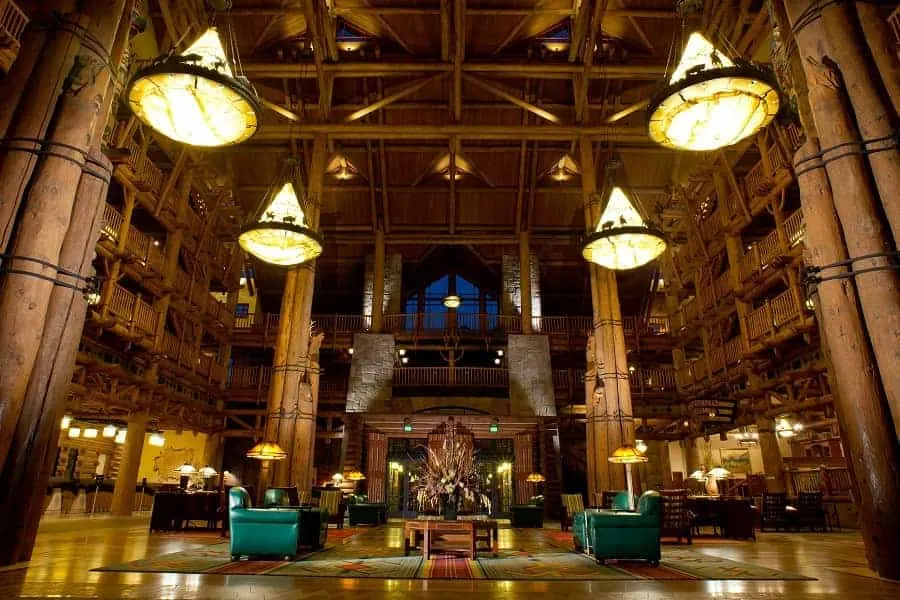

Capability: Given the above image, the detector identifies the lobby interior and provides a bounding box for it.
[0,0,899,598]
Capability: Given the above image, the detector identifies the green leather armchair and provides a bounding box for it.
[229,487,303,560]
[585,491,662,565]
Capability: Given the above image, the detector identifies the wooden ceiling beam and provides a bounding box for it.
[241,61,667,79]
[453,0,465,122]
[252,123,648,141]
[345,73,446,122]
[440,0,450,61]
[223,7,676,18]
[238,184,667,194]
[463,73,561,123]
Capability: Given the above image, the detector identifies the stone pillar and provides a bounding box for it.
[786,0,900,438]
[345,333,395,412]
[756,418,786,493]
[519,231,533,333]
[370,228,386,332]
[507,335,555,416]
[110,412,149,516]
[793,137,900,579]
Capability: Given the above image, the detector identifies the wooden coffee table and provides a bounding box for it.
[404,519,498,559]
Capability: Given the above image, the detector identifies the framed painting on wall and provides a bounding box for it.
[720,448,751,474]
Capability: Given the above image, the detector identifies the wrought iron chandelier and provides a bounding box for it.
[127,25,261,147]
[582,186,667,271]
[238,160,324,267]
[647,31,780,151]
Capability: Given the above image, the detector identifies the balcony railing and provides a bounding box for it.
[746,288,803,341]
[0,0,28,42]
[739,208,805,282]
[101,205,123,242]
[628,366,677,393]
[118,135,165,195]
[105,284,156,336]
[393,367,509,387]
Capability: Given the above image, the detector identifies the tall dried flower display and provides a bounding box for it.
[413,420,489,519]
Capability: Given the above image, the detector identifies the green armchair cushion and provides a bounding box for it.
[589,491,661,564]
[229,487,302,560]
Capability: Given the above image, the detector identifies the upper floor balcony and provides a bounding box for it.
[231,312,672,351]
[0,0,28,72]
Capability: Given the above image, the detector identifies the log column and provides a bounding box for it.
[785,0,900,439]
[794,138,900,578]
[265,136,327,493]
[110,411,150,516]
[854,1,900,115]
[756,417,786,493]
[579,137,634,496]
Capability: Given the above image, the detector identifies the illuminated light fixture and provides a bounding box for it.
[126,28,261,147]
[707,466,730,479]
[547,154,580,182]
[582,186,667,270]
[434,153,474,181]
[238,182,324,267]
[628,365,636,373]
[608,444,649,464]
[497,462,512,473]
[327,155,358,180]
[494,357,501,365]
[61,415,73,429]
[442,294,461,309]
[536,22,570,53]
[689,469,707,481]
[635,439,649,454]
[115,429,127,444]
[348,347,354,355]
[177,463,197,475]
[390,461,404,472]
[199,466,218,478]
[68,427,82,439]
[83,427,99,439]
[398,349,406,356]
[246,440,288,460]
[83,277,102,306]
[496,349,504,357]
[149,432,166,447]
[336,22,371,53]
[647,31,780,151]
[403,419,413,433]
[331,473,344,484]
[347,471,366,481]
[102,424,117,438]
[239,276,247,287]
[489,419,500,434]
[526,472,546,483]
[401,356,409,364]
[776,417,801,438]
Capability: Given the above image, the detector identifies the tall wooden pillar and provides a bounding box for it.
[756,418,786,493]
[853,1,900,115]
[579,137,633,496]
[110,412,150,516]
[794,138,900,579]
[266,136,327,493]
[371,228,385,332]
[519,231,533,333]
[785,0,900,438]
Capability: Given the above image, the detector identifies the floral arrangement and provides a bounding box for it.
[413,420,489,516]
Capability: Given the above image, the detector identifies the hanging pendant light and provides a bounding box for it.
[127,27,261,147]
[582,187,667,270]
[246,440,288,460]
[607,444,650,464]
[238,182,324,267]
[647,32,780,151]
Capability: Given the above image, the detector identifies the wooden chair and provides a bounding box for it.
[560,493,584,532]
[660,489,692,544]
[797,491,828,531]
[319,489,345,529]
[761,492,789,531]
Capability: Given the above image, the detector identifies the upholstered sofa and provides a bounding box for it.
[573,491,661,565]
[511,495,545,528]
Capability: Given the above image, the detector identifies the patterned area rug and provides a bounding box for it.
[95,525,812,581]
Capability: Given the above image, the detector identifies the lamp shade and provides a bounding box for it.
[689,469,707,480]
[707,466,731,479]
[177,463,197,474]
[442,294,461,309]
[608,444,650,464]
[346,470,366,481]
[238,182,323,267]
[634,439,649,454]
[115,429,127,444]
[83,428,99,439]
[583,187,667,270]
[199,466,218,478]
[246,441,288,460]
[60,415,72,429]
[102,424,118,438]
[127,28,260,147]
[526,472,546,483]
[648,32,779,151]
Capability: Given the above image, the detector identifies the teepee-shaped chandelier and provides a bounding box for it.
[238,163,323,267]
[647,32,780,151]
[582,186,667,271]
[127,27,261,147]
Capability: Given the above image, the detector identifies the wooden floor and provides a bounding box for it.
[0,515,898,599]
